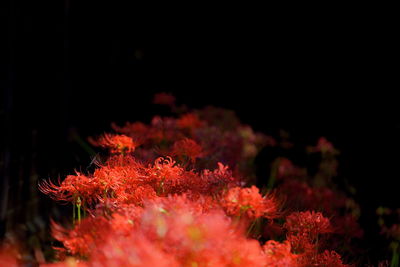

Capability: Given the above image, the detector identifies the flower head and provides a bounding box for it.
[284,211,332,243]
[90,134,137,154]
[263,240,298,267]
[222,186,279,220]
[171,138,203,164]
[177,113,204,131]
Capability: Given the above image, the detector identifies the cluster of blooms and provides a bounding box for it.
[107,94,272,181]
[267,136,364,257]
[4,93,356,266]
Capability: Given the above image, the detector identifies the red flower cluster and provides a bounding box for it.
[34,94,356,266]
[222,186,278,220]
[284,211,331,255]
[89,134,137,154]
[285,211,332,241]
[263,240,297,267]
[171,138,203,164]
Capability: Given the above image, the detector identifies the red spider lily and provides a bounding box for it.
[51,216,112,258]
[149,116,183,143]
[89,134,137,154]
[177,113,204,131]
[200,162,238,194]
[278,180,352,217]
[39,173,100,205]
[93,156,148,204]
[50,195,266,266]
[147,157,184,185]
[111,121,149,144]
[114,184,158,205]
[284,211,332,244]
[171,138,203,164]
[104,108,268,179]
[40,258,88,267]
[109,210,141,235]
[263,240,298,267]
[286,233,315,255]
[91,232,180,267]
[36,96,358,266]
[137,197,266,267]
[222,186,279,220]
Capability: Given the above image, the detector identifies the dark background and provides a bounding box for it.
[1,1,398,263]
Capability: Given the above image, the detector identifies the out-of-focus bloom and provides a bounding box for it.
[0,245,19,267]
[198,106,240,131]
[275,158,304,179]
[263,240,298,267]
[171,138,203,163]
[177,113,204,131]
[307,137,339,155]
[200,162,238,194]
[381,223,400,241]
[138,198,266,267]
[153,92,176,107]
[51,216,111,257]
[111,122,149,143]
[222,186,278,220]
[93,232,180,267]
[332,214,363,240]
[89,134,137,154]
[40,257,88,267]
[316,137,335,153]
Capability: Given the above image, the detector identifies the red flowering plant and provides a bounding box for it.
[256,134,364,261]
[88,134,137,155]
[29,93,361,266]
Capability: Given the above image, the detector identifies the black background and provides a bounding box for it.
[1,1,398,263]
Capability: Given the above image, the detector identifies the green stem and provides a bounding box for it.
[76,196,82,224]
[71,132,96,156]
[267,159,279,189]
[246,219,258,237]
[77,204,81,224]
[391,242,399,267]
[392,252,399,267]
